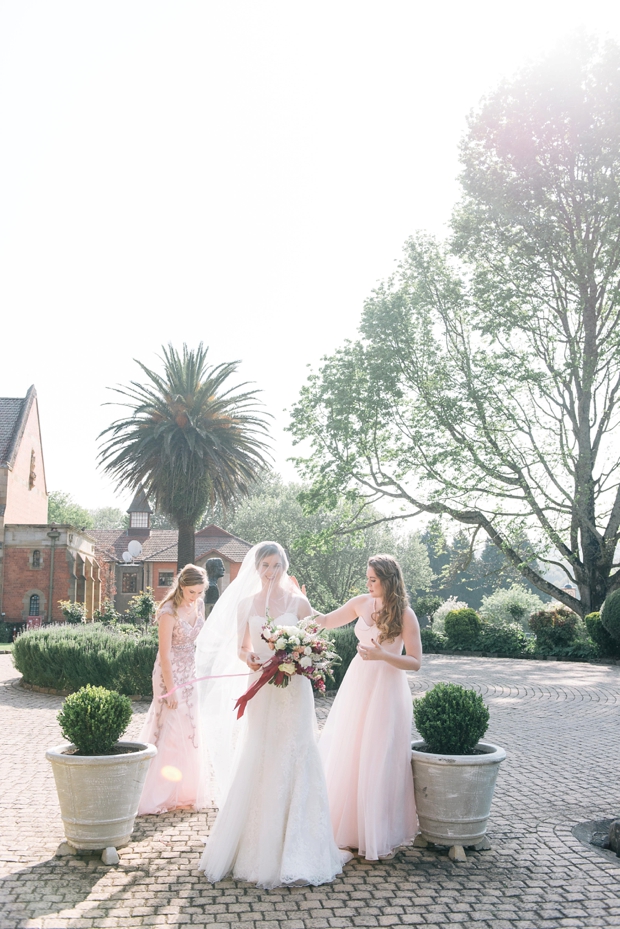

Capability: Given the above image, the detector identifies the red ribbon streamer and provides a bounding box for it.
[234,654,291,719]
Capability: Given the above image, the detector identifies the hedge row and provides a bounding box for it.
[12,621,362,696]
[12,624,158,696]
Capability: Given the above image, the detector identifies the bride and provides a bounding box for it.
[195,541,349,889]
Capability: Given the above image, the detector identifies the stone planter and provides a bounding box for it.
[46,740,156,862]
[411,739,506,860]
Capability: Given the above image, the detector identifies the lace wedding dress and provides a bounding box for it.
[199,610,349,888]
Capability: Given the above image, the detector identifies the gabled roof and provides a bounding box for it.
[90,526,252,564]
[0,385,37,468]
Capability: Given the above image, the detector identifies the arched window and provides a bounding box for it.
[29,594,40,616]
[32,550,41,568]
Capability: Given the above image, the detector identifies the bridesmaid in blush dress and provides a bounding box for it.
[138,564,207,815]
[316,554,422,860]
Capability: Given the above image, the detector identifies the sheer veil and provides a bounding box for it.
[195,541,306,803]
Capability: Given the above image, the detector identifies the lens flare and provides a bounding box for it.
[161,765,183,782]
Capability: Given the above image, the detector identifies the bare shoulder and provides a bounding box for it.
[350,593,371,610]
[403,606,420,629]
[296,594,313,618]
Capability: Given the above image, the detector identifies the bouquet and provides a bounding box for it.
[261,615,339,694]
[233,615,339,718]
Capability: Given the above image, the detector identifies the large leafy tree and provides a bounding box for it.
[99,344,271,568]
[228,475,432,612]
[290,39,620,616]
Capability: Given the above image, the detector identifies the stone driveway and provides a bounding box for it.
[1,652,620,929]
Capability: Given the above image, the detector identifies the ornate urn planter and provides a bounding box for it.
[46,740,156,863]
[411,739,506,860]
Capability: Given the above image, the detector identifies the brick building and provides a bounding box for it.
[0,386,101,629]
[90,491,252,613]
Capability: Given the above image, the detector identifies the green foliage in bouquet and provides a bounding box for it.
[444,608,482,647]
[413,682,490,754]
[57,684,132,755]
[601,590,620,643]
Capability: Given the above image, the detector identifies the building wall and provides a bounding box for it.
[149,562,178,605]
[1,525,99,623]
[3,400,48,524]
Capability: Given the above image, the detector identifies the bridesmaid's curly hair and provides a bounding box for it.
[158,564,207,615]
[369,555,409,643]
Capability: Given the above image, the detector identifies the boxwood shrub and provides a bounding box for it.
[57,685,133,755]
[444,608,482,648]
[12,623,157,695]
[413,682,490,754]
[585,611,620,658]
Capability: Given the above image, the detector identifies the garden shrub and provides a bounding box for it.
[529,607,579,652]
[479,584,545,629]
[93,599,121,625]
[477,622,530,658]
[330,623,358,689]
[420,628,447,653]
[12,623,157,695]
[432,598,468,635]
[413,682,490,754]
[601,590,620,643]
[444,608,482,648]
[585,611,620,658]
[58,600,87,623]
[125,588,156,625]
[57,685,132,755]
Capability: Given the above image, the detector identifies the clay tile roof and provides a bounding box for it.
[90,529,179,563]
[0,386,36,468]
[90,526,252,564]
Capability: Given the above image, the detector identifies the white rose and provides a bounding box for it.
[304,646,312,656]
[299,655,313,668]
[275,637,286,650]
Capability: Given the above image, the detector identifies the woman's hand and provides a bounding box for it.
[245,651,263,671]
[290,576,307,596]
[165,694,178,710]
[357,638,385,662]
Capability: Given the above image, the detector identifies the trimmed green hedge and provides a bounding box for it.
[330,623,359,689]
[12,624,157,696]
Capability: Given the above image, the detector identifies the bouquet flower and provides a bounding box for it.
[261,615,339,693]
[234,614,339,718]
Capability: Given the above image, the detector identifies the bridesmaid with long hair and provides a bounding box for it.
[316,554,421,860]
[138,563,207,815]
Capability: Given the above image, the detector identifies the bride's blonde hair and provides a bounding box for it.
[369,554,408,643]
[158,564,206,615]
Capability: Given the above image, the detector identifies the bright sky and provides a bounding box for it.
[2,1,620,511]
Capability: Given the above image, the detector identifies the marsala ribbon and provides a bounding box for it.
[233,654,291,719]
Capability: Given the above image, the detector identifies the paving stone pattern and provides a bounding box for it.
[1,653,620,928]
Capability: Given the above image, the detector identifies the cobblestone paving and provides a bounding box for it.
[1,653,620,929]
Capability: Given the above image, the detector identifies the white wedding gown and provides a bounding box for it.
[199,614,349,889]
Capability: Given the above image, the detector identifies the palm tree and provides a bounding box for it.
[98,343,271,569]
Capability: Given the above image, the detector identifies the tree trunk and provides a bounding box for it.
[177,520,196,572]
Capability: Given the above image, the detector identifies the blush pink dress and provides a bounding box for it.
[138,600,206,815]
[318,616,418,859]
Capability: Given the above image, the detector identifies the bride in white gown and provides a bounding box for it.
[195,541,349,889]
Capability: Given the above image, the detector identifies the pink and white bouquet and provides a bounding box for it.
[261,615,339,694]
